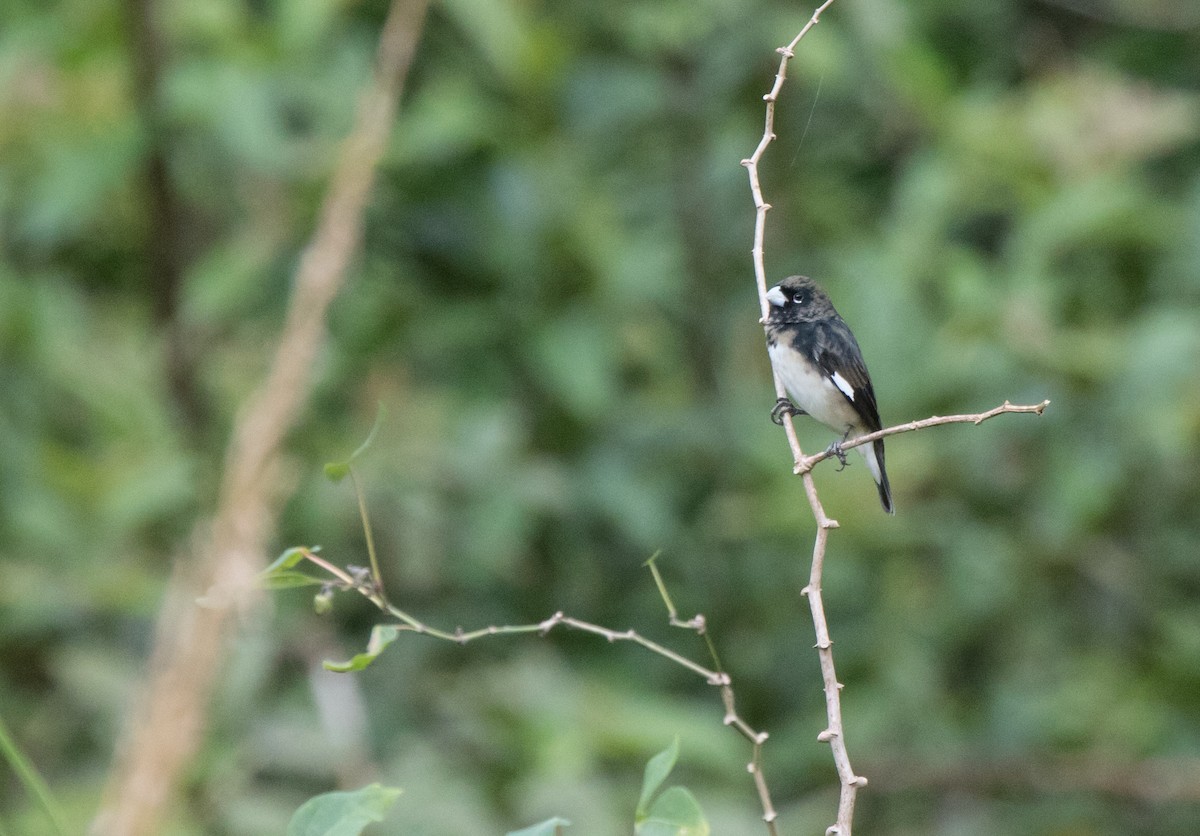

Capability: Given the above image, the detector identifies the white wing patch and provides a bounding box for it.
[830,370,855,401]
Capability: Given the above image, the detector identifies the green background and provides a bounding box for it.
[2,0,1199,833]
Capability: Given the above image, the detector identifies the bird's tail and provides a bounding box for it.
[860,438,894,515]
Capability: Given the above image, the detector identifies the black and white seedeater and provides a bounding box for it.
[765,275,894,514]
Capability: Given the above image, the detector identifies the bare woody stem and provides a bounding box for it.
[741,6,1050,835]
[742,3,866,834]
[298,546,782,828]
[648,556,781,831]
[742,0,838,325]
[309,489,785,827]
[795,400,1052,474]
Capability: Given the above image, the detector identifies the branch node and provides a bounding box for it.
[814,640,832,650]
[817,729,836,742]
[538,612,564,635]
[851,774,869,788]
[800,584,812,597]
[776,46,795,57]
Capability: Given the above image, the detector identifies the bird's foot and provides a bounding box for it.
[771,398,806,426]
[825,439,849,471]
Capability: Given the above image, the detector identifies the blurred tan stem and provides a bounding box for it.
[88,1,429,833]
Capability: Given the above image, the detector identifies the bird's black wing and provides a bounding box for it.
[809,318,884,433]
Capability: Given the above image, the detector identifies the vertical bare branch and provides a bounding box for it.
[88,2,430,833]
[741,8,1048,835]
[740,4,869,834]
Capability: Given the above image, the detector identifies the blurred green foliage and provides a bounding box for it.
[2,0,1199,833]
[287,783,402,836]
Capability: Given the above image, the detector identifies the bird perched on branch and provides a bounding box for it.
[764,275,893,514]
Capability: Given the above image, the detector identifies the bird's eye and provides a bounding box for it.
[792,293,805,305]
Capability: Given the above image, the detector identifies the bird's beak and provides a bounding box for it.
[766,286,787,308]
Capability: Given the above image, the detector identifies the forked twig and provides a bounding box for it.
[293,545,781,829]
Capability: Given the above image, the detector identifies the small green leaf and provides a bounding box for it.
[286,783,402,836]
[636,737,680,818]
[506,816,572,836]
[261,546,318,577]
[260,570,327,589]
[323,625,400,672]
[637,786,708,836]
[634,740,708,835]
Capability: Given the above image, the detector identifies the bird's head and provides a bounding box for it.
[766,275,835,324]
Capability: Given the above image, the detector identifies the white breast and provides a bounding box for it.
[768,342,861,435]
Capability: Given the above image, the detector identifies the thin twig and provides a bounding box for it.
[742,3,866,834]
[302,547,725,680]
[349,469,390,605]
[648,555,779,832]
[795,399,1051,474]
[742,0,838,324]
[646,552,706,632]
[300,546,781,830]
